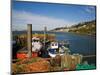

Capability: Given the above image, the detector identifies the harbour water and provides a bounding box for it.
[13,31,96,64]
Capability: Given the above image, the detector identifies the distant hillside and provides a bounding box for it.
[51,20,96,36]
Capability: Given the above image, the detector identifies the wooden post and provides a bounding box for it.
[27,24,32,58]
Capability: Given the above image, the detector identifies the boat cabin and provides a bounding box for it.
[32,37,42,52]
[50,42,59,49]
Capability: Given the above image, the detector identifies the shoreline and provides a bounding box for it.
[48,31,96,37]
[13,31,96,37]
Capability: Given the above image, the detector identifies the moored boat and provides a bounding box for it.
[47,41,70,57]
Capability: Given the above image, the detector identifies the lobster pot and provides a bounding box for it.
[73,54,83,64]
[61,54,72,69]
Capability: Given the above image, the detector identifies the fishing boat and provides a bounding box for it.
[32,37,42,52]
[47,41,70,57]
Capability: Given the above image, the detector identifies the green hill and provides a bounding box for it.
[51,20,96,36]
[68,20,96,35]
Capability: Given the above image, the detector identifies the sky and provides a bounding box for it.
[12,1,96,31]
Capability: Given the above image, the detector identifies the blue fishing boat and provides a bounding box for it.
[47,41,70,57]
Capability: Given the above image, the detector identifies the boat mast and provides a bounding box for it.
[44,26,47,49]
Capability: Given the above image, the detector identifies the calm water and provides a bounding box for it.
[13,31,96,55]
[54,32,96,55]
[13,31,96,64]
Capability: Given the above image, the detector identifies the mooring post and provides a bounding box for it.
[27,24,32,58]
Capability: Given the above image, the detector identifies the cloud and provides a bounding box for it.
[12,10,71,31]
[84,6,95,14]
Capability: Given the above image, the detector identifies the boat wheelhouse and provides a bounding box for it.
[32,37,42,52]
